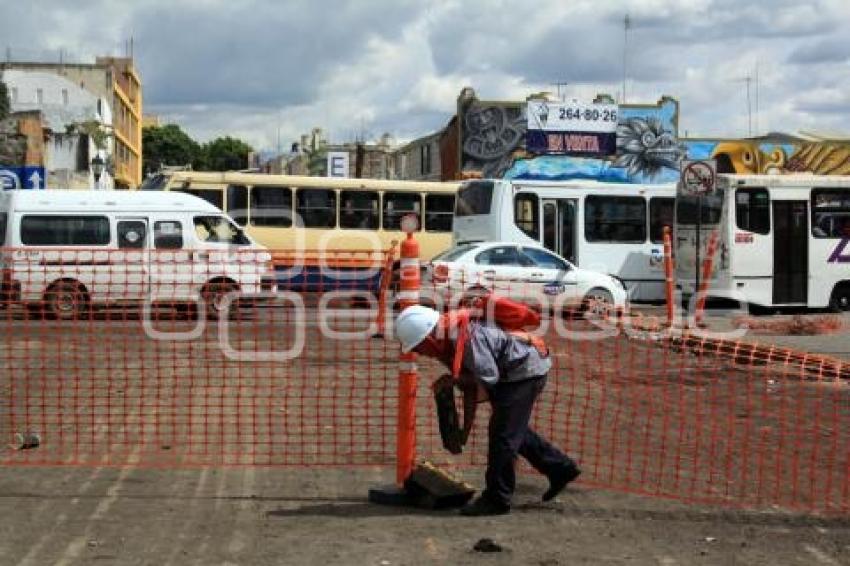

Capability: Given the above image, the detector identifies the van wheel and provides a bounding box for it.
[44,281,90,321]
[201,281,239,319]
[829,283,850,312]
[582,288,615,319]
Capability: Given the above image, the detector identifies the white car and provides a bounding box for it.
[423,242,628,314]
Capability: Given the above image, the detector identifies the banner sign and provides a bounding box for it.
[526,101,618,157]
[326,152,349,178]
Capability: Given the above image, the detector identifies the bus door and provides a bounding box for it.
[772,201,808,304]
[542,199,577,264]
[114,218,150,301]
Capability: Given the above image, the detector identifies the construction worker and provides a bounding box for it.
[396,304,580,516]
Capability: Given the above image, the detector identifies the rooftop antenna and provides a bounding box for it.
[754,61,760,136]
[622,13,631,104]
[551,82,568,101]
[734,75,753,137]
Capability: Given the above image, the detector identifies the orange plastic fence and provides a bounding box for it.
[1,247,848,517]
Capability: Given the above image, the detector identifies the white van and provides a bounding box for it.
[0,190,276,319]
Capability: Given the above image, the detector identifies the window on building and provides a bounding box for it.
[812,188,850,238]
[251,186,293,227]
[118,220,147,249]
[585,195,647,243]
[226,185,249,225]
[296,188,337,228]
[10,88,17,103]
[420,144,432,175]
[650,197,676,243]
[154,221,184,249]
[0,212,7,245]
[383,192,421,231]
[62,89,69,107]
[20,216,111,246]
[424,194,455,232]
[36,89,43,105]
[514,193,539,240]
[339,190,379,230]
[735,188,770,235]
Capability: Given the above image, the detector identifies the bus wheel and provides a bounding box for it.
[829,283,850,312]
[582,288,614,319]
[201,281,239,319]
[44,280,90,321]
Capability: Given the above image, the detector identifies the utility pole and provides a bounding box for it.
[754,61,760,136]
[622,13,631,104]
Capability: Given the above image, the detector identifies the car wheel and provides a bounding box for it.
[44,280,90,321]
[201,281,239,320]
[582,288,615,319]
[829,283,850,313]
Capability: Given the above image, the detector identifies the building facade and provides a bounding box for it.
[1,56,143,188]
[392,131,441,181]
[3,69,114,189]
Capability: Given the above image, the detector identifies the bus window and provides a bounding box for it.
[296,188,337,228]
[676,192,724,225]
[175,187,223,210]
[585,196,646,243]
[193,216,251,246]
[227,185,249,226]
[735,188,770,235]
[812,188,850,238]
[424,194,454,232]
[515,193,539,240]
[118,220,147,249]
[455,181,494,216]
[154,221,184,249]
[0,212,6,245]
[20,216,111,246]
[251,186,293,227]
[383,192,422,231]
[650,197,676,243]
[340,190,379,230]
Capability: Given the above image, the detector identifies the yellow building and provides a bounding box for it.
[96,57,143,189]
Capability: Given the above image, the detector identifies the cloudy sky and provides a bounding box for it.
[5,0,850,152]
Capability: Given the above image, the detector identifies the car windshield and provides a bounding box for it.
[432,244,478,262]
[193,215,251,245]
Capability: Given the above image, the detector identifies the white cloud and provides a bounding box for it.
[2,0,850,150]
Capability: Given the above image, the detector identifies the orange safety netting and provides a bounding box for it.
[1,248,848,516]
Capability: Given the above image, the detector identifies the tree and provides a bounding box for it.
[201,136,254,171]
[142,124,203,175]
[0,78,10,121]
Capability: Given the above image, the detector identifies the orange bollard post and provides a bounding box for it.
[373,241,398,338]
[396,222,420,486]
[663,226,675,327]
[694,229,719,328]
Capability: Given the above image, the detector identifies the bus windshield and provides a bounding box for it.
[455,181,494,217]
[676,191,724,225]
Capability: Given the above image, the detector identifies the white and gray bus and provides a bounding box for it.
[675,174,850,311]
[452,179,677,302]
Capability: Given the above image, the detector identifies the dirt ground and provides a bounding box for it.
[0,466,848,566]
[1,304,849,564]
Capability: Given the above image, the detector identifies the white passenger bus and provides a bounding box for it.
[0,191,274,319]
[452,179,677,302]
[675,174,850,311]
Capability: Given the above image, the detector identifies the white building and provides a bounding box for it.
[4,69,114,189]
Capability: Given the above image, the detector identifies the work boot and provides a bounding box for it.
[542,464,581,502]
[459,496,510,516]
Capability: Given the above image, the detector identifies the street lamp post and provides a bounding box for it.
[91,155,105,189]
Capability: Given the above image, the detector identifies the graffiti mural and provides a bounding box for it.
[459,96,526,179]
[688,139,850,175]
[455,88,850,183]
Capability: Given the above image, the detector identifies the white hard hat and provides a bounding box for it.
[396,305,440,353]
